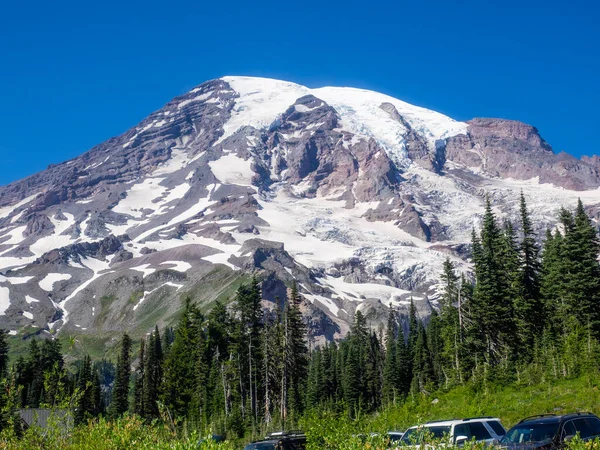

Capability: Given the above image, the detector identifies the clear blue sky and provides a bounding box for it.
[1,0,598,186]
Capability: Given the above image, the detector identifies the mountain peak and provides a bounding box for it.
[1,76,599,344]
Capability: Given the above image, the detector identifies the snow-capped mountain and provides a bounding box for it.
[1,76,600,344]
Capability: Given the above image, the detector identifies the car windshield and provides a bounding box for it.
[501,423,559,444]
[401,426,451,444]
[243,443,277,450]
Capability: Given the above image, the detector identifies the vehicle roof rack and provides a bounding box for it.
[266,430,306,438]
[518,414,559,423]
[426,419,459,424]
[462,417,495,421]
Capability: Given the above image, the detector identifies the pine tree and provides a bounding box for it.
[572,200,600,335]
[143,326,163,419]
[286,283,309,417]
[427,310,444,384]
[24,339,44,407]
[133,338,145,416]
[438,259,463,385]
[382,307,399,404]
[499,220,524,351]
[162,298,203,419]
[540,229,565,334]
[306,348,323,410]
[517,192,543,344]
[75,355,93,425]
[408,298,419,358]
[261,313,281,423]
[0,330,9,378]
[91,370,103,416]
[440,258,459,310]
[411,322,434,394]
[109,333,132,417]
[342,311,370,415]
[396,334,412,397]
[471,198,515,364]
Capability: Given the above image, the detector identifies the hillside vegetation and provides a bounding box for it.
[2,194,600,448]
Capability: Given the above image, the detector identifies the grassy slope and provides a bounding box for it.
[343,374,600,432]
[300,374,600,449]
[6,267,251,363]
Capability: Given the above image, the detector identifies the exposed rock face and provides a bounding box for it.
[444,118,600,190]
[0,76,599,345]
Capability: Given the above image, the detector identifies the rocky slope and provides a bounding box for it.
[1,76,599,345]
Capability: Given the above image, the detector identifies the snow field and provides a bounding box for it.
[39,273,72,292]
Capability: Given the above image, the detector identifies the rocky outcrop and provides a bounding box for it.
[444,118,600,190]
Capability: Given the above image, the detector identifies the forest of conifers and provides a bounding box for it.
[1,193,600,441]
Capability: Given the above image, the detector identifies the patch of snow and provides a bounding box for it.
[6,276,34,285]
[0,194,39,220]
[0,286,10,315]
[303,292,340,317]
[133,282,184,311]
[22,311,33,320]
[60,257,113,330]
[0,226,27,247]
[208,154,255,187]
[217,77,310,144]
[112,178,169,219]
[39,273,72,291]
[8,330,17,336]
[153,148,190,176]
[25,296,39,304]
[130,264,155,278]
[159,261,192,272]
[135,193,215,243]
[29,213,76,257]
[318,275,410,307]
[202,252,237,270]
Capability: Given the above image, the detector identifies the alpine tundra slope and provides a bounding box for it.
[1,76,599,344]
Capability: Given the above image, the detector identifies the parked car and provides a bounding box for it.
[388,430,405,442]
[197,434,225,446]
[243,430,306,450]
[500,413,600,449]
[387,430,405,447]
[400,417,506,446]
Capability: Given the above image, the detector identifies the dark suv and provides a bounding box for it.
[243,431,306,450]
[501,413,600,449]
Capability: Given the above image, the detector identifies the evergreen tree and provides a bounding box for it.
[286,283,309,417]
[572,200,600,335]
[143,327,163,419]
[109,333,132,417]
[75,355,94,425]
[306,348,323,410]
[133,338,145,416]
[0,330,9,378]
[396,335,412,397]
[427,310,444,384]
[471,198,515,364]
[438,259,463,385]
[162,298,203,418]
[91,370,103,416]
[411,322,434,393]
[408,299,419,355]
[382,307,399,404]
[516,192,543,345]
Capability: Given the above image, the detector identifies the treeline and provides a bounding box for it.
[1,194,600,438]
